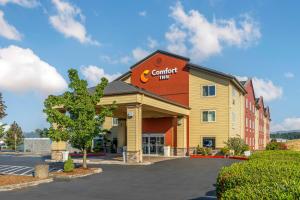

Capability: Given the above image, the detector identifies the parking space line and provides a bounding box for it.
[0,164,63,176]
[20,168,34,175]
[0,166,15,171]
[1,166,24,173]
[7,167,32,174]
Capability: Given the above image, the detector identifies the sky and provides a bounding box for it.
[0,0,299,132]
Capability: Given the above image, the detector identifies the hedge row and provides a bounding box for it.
[217,151,300,199]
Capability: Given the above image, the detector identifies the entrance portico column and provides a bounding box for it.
[176,116,187,156]
[126,105,143,163]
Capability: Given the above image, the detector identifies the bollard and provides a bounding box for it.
[34,164,49,179]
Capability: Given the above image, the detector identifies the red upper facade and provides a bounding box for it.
[130,51,190,107]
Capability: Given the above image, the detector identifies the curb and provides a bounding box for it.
[0,178,53,192]
[51,168,103,179]
[45,159,153,165]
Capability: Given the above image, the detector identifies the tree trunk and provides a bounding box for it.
[14,133,17,152]
[83,148,87,169]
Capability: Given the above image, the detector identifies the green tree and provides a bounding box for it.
[5,121,23,151]
[0,93,7,139]
[35,128,49,138]
[0,93,7,120]
[44,69,115,168]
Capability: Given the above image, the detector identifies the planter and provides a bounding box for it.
[69,152,106,157]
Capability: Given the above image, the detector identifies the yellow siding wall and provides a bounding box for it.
[189,70,230,148]
[102,117,126,148]
[228,84,245,139]
[263,117,267,148]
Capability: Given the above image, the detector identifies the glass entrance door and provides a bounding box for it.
[142,134,164,155]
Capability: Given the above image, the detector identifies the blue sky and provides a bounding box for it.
[0,0,299,132]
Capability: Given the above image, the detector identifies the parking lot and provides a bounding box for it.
[0,154,63,176]
[0,154,238,200]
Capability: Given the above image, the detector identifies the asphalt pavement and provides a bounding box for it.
[0,155,237,200]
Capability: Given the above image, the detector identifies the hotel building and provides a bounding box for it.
[92,50,271,162]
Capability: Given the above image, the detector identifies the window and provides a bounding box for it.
[203,137,216,149]
[202,111,216,122]
[202,85,216,96]
[246,117,248,127]
[246,99,248,108]
[112,118,119,126]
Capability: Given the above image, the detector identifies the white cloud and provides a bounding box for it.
[80,65,121,85]
[100,55,131,65]
[284,72,295,79]
[166,2,261,61]
[147,37,158,49]
[252,77,283,102]
[0,10,22,40]
[236,76,283,102]
[271,118,300,132]
[138,11,147,17]
[0,0,39,8]
[0,45,67,94]
[132,47,150,61]
[235,75,248,82]
[49,0,99,45]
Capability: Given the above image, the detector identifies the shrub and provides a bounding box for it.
[220,147,230,156]
[196,145,212,155]
[266,140,287,150]
[216,151,300,199]
[224,137,249,155]
[64,156,75,172]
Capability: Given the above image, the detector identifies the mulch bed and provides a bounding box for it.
[190,155,249,160]
[51,167,97,177]
[0,175,39,186]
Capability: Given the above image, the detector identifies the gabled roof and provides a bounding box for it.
[242,79,256,100]
[116,49,247,94]
[188,63,247,94]
[130,49,190,70]
[255,96,265,111]
[88,81,189,109]
[114,71,131,81]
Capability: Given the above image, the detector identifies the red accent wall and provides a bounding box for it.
[244,80,256,150]
[131,53,189,106]
[142,118,174,146]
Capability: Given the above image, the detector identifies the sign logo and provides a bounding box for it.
[140,67,178,83]
[140,69,150,83]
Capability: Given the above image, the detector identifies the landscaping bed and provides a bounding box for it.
[51,167,102,179]
[216,151,300,199]
[190,155,248,160]
[0,175,53,191]
[69,152,106,157]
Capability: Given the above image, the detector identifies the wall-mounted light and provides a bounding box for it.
[177,117,183,126]
[127,111,134,118]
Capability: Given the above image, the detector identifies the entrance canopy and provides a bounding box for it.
[91,81,190,163]
[93,81,190,117]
